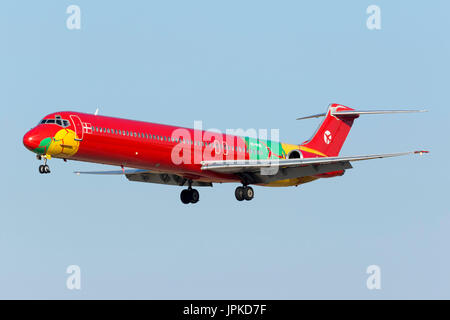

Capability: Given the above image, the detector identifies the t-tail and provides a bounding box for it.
[297,103,427,157]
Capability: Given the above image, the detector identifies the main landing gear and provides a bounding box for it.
[37,155,51,174]
[179,181,255,204]
[235,185,254,201]
[180,181,199,204]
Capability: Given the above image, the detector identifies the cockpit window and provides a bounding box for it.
[40,115,70,128]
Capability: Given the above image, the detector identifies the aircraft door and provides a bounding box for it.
[70,115,84,141]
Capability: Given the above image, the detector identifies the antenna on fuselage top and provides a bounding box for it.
[94,108,99,116]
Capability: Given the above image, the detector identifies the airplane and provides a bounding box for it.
[23,103,428,204]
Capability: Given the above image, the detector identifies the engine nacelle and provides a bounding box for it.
[287,149,303,159]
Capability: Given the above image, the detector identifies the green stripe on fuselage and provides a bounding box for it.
[245,137,285,160]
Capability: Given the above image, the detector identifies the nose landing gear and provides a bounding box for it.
[38,164,50,174]
[37,155,51,174]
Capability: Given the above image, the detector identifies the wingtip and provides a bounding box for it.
[414,150,429,155]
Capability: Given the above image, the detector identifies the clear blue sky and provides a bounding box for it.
[0,0,448,299]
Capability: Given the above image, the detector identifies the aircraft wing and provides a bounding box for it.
[74,168,150,175]
[74,168,213,187]
[201,150,428,184]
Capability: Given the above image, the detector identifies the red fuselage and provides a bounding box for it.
[23,111,345,187]
[23,111,257,183]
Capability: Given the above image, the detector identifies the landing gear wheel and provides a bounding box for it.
[38,157,51,174]
[190,189,199,203]
[243,186,254,201]
[235,186,245,201]
[180,188,200,204]
[180,179,200,205]
[180,189,191,204]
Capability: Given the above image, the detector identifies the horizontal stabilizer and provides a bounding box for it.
[296,113,327,120]
[332,109,427,117]
[297,108,427,120]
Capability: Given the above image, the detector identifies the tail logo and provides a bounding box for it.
[324,130,332,144]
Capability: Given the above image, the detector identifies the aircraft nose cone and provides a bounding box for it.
[23,128,40,151]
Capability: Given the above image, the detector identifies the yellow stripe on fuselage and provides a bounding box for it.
[257,144,327,187]
[299,146,327,157]
[280,143,327,158]
[259,176,318,187]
